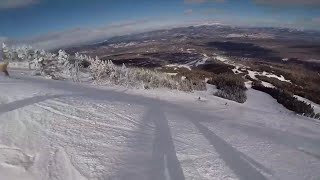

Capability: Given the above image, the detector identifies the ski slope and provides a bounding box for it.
[1,70,320,180]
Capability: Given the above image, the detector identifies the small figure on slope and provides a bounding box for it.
[0,44,9,76]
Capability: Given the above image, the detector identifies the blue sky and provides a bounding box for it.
[0,0,319,49]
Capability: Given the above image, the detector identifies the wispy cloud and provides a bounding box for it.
[253,0,320,7]
[0,0,39,9]
[10,19,190,50]
[7,18,229,50]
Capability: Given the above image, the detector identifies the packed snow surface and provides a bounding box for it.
[1,70,320,180]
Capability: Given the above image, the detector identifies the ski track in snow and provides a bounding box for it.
[0,71,320,180]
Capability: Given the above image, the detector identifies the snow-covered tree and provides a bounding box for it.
[15,45,33,61]
[2,43,13,61]
[58,49,69,65]
[57,50,86,82]
[1,43,207,91]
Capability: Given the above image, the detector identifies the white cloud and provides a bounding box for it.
[0,0,39,9]
[8,18,228,50]
[12,19,188,50]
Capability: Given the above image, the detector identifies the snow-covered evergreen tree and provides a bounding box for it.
[2,43,12,61]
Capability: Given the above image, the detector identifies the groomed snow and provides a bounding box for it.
[1,70,320,180]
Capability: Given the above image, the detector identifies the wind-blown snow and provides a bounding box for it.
[1,70,320,180]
